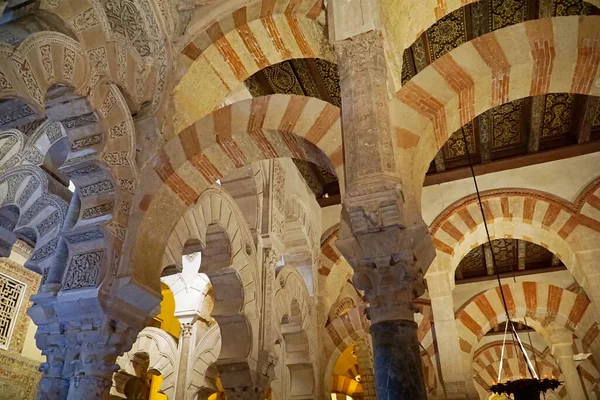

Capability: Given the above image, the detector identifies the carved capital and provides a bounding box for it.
[342,177,404,234]
[181,322,194,338]
[64,318,137,380]
[337,219,435,324]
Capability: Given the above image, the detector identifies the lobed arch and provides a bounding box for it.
[123,94,341,297]
[114,327,178,398]
[455,281,600,373]
[427,185,600,290]
[273,265,317,398]
[156,187,259,391]
[37,0,172,112]
[283,195,318,296]
[0,122,69,174]
[0,31,144,302]
[173,0,331,131]
[0,165,68,274]
[188,324,222,399]
[388,16,600,196]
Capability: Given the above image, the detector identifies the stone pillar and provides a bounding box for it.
[355,336,376,400]
[175,321,194,400]
[64,320,137,400]
[427,271,478,399]
[333,27,436,400]
[551,328,587,400]
[329,0,436,397]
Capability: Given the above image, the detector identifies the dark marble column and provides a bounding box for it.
[371,320,426,399]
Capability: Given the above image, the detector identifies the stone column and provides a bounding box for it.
[355,336,376,399]
[64,320,137,400]
[333,28,436,400]
[427,271,478,399]
[175,321,194,400]
[551,328,587,400]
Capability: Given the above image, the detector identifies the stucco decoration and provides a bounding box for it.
[0,165,68,274]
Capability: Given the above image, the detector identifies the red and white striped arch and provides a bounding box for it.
[472,342,565,398]
[428,184,600,287]
[124,94,341,292]
[455,282,599,358]
[173,0,330,131]
[389,16,600,191]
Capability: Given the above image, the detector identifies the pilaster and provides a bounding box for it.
[550,328,587,400]
[427,271,478,399]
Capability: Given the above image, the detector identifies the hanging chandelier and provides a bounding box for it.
[458,131,562,399]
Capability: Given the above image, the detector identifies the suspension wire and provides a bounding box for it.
[458,130,536,379]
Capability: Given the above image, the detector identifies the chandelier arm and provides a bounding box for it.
[458,129,537,378]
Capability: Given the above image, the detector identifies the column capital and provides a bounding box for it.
[337,220,434,324]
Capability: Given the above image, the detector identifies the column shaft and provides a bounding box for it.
[371,320,426,399]
[555,346,587,400]
[66,376,112,400]
[175,322,193,400]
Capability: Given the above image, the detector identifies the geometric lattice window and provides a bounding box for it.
[0,272,25,350]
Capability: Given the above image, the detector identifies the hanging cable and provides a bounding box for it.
[458,130,537,379]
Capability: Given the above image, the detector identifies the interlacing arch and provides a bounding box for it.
[0,122,69,175]
[37,0,173,113]
[114,327,178,398]
[0,165,68,273]
[173,0,331,130]
[388,16,600,192]
[124,94,341,297]
[0,30,142,297]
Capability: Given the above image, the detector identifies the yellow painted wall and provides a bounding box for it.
[149,374,167,400]
[149,284,180,399]
[153,283,181,339]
